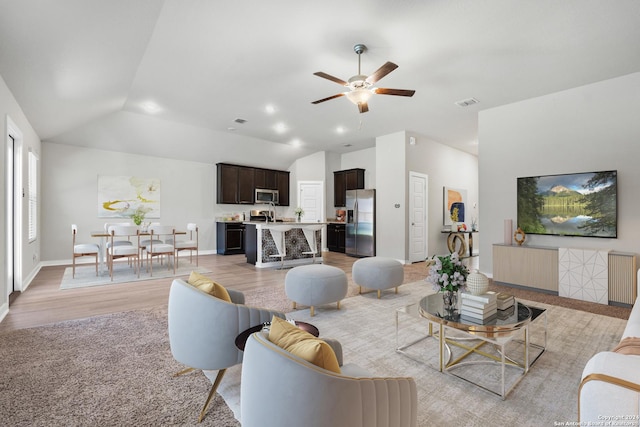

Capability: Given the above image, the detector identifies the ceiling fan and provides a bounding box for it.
[311,44,416,113]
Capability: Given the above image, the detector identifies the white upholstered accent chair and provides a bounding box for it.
[301,224,323,264]
[172,223,199,267]
[241,330,418,427]
[71,224,100,278]
[107,225,141,281]
[146,225,176,276]
[168,279,285,423]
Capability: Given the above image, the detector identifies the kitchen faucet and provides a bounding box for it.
[267,202,276,222]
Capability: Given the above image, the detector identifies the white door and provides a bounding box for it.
[409,172,428,263]
[298,181,323,223]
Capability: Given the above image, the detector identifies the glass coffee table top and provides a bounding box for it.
[418,293,532,335]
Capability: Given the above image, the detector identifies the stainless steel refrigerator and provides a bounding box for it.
[345,189,376,257]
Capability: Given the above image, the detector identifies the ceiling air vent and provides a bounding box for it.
[234,118,248,124]
[454,98,479,107]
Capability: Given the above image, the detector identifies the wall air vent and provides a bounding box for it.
[454,98,479,107]
[234,118,248,124]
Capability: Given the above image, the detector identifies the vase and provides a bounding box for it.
[442,290,458,317]
[466,270,489,296]
[296,216,301,222]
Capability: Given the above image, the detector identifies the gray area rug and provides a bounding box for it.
[0,309,239,426]
[60,262,211,289]
[2,281,626,426]
[218,280,626,426]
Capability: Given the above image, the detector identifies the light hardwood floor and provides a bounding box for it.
[0,252,366,332]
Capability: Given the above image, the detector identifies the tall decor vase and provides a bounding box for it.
[442,290,458,317]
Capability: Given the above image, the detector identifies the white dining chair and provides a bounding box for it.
[146,225,176,276]
[71,224,100,278]
[107,225,141,281]
[172,223,199,267]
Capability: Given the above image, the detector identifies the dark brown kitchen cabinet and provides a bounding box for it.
[254,168,277,190]
[327,223,346,253]
[276,171,290,206]
[334,168,365,207]
[217,163,289,205]
[216,163,254,204]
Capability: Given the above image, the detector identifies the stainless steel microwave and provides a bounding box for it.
[255,188,279,204]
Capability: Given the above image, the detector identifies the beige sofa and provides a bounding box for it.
[579,270,640,422]
[240,330,418,427]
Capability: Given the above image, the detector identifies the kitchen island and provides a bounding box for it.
[244,221,325,268]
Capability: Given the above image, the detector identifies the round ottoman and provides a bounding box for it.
[285,264,348,316]
[352,257,404,299]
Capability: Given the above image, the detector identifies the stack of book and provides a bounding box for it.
[496,292,515,310]
[460,291,498,323]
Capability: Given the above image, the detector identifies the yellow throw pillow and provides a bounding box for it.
[268,316,340,373]
[187,271,231,302]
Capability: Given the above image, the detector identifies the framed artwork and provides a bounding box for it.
[443,186,467,226]
[98,175,161,219]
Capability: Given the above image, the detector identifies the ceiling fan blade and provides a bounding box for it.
[375,88,416,97]
[311,93,345,104]
[313,72,348,86]
[365,62,398,84]
[358,102,369,113]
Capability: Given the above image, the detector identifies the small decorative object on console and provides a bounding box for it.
[514,227,526,246]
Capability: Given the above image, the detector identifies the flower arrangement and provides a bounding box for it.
[425,252,469,292]
[294,207,304,219]
[130,207,147,226]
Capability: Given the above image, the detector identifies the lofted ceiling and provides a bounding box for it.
[0,0,639,165]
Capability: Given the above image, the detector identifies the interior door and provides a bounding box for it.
[409,171,428,263]
[6,116,23,298]
[298,181,323,223]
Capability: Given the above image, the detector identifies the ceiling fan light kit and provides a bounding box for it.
[312,43,415,113]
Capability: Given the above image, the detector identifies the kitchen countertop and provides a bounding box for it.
[243,221,327,226]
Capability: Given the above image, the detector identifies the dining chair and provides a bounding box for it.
[107,225,141,281]
[71,224,100,278]
[139,221,163,266]
[146,225,176,276]
[173,223,199,267]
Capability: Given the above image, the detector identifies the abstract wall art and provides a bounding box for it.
[97,175,161,219]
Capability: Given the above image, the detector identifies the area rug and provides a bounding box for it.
[217,280,627,425]
[60,262,211,290]
[0,309,239,426]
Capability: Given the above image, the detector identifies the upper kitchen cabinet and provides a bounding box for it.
[334,168,365,207]
[217,163,290,205]
[254,168,277,190]
[216,163,254,204]
[276,170,290,206]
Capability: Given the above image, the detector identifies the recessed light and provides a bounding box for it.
[142,101,161,114]
[290,139,302,147]
[336,126,346,134]
[227,127,236,131]
[274,122,287,134]
[265,104,277,114]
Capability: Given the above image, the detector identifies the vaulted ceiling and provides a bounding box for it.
[1,0,639,166]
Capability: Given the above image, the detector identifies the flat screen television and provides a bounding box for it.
[517,170,617,238]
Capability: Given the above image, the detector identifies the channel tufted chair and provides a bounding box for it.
[167,278,285,423]
[241,330,418,427]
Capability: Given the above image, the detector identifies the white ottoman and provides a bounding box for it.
[285,264,348,316]
[352,257,404,299]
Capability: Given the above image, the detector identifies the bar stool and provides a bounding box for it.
[268,225,292,269]
[302,224,324,264]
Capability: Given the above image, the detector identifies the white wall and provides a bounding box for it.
[342,147,376,189]
[375,132,407,260]
[478,72,640,275]
[0,74,41,320]
[41,143,217,262]
[406,133,479,258]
